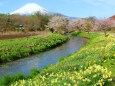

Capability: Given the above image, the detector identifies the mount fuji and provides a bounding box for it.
[10,3,49,15]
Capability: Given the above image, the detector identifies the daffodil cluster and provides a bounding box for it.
[11,64,112,86]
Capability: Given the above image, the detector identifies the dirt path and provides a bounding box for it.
[0,31,51,40]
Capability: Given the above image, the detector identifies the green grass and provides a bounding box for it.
[71,32,102,44]
[71,32,102,39]
[0,34,68,63]
[1,32,115,86]
[0,68,39,86]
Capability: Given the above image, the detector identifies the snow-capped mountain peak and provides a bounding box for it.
[11,3,48,15]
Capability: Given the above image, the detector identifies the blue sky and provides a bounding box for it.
[0,0,115,18]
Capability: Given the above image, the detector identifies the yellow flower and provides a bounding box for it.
[93,74,97,78]
[64,83,67,86]
[103,60,106,62]
[103,74,108,79]
[70,76,74,80]
[108,78,112,81]
[68,84,71,86]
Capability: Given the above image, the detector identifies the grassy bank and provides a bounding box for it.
[1,32,115,86]
[0,34,68,63]
[71,32,102,43]
[71,32,115,77]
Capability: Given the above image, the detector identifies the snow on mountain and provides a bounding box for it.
[10,3,49,15]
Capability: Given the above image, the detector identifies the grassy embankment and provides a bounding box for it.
[1,32,115,86]
[0,34,68,63]
[71,32,115,77]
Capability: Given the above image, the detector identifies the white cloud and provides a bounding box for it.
[84,0,115,6]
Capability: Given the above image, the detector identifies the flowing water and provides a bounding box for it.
[0,37,87,78]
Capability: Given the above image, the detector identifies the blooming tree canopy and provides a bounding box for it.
[94,19,113,36]
[67,19,86,32]
[47,16,68,34]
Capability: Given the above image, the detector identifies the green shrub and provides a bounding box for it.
[26,68,40,79]
[0,34,68,63]
[0,73,24,86]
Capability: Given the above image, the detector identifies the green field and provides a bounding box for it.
[0,34,68,63]
[5,32,114,86]
[0,32,114,86]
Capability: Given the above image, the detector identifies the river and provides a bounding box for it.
[0,37,87,78]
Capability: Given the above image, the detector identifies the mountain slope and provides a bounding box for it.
[11,3,49,15]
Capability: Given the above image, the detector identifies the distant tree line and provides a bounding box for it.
[0,12,51,33]
[47,16,115,36]
[0,13,115,35]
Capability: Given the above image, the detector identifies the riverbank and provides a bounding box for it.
[0,36,86,79]
[1,32,115,86]
[0,34,68,63]
[71,32,115,78]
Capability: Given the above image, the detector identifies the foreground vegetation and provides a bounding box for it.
[0,34,68,63]
[2,32,113,86]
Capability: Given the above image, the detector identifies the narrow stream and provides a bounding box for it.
[0,37,87,78]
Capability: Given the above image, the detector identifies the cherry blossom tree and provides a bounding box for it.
[84,20,93,33]
[66,19,78,32]
[47,16,68,34]
[67,19,86,32]
[76,19,87,32]
[94,19,113,36]
[109,19,115,31]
